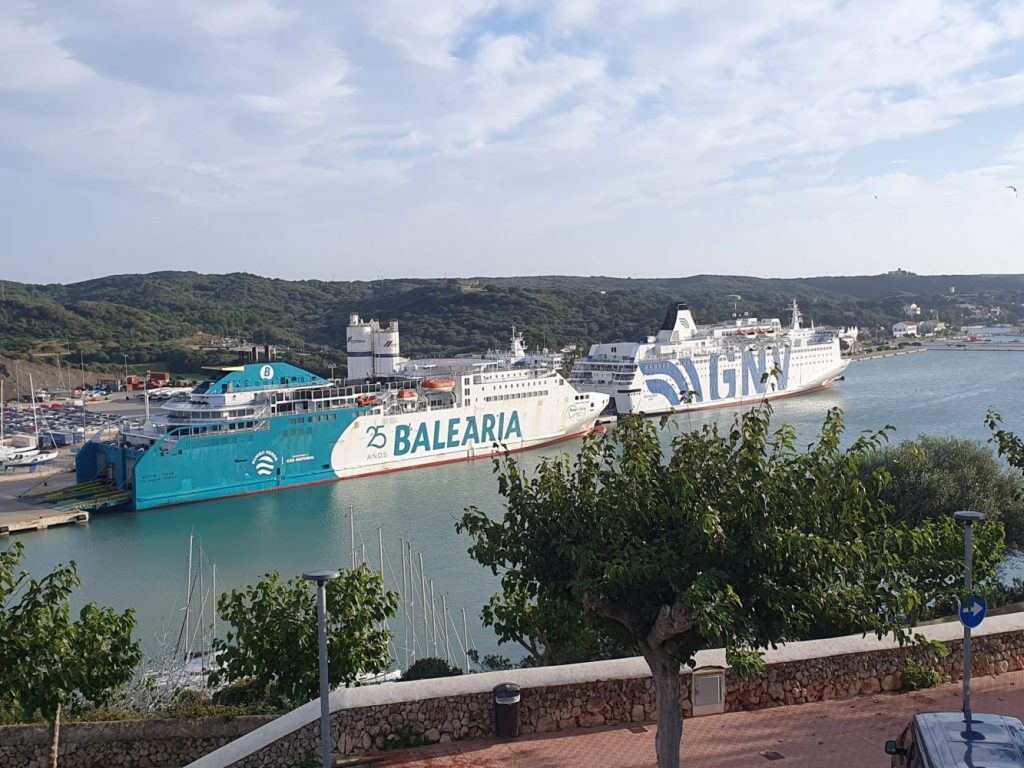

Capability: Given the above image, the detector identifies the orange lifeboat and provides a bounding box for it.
[397,389,418,401]
[422,377,456,392]
[355,394,380,407]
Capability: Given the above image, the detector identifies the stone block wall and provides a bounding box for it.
[230,677,689,768]
[3,618,1023,768]
[727,631,1024,710]
[0,715,273,768]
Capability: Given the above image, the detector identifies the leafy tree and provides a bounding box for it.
[989,410,1024,474]
[402,657,463,680]
[0,542,141,768]
[210,565,399,705]
[481,587,614,666]
[859,435,1024,549]
[459,406,997,768]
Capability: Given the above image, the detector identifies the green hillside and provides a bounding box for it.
[0,271,1020,376]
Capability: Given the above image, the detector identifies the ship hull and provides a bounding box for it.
[77,399,605,511]
[579,345,850,417]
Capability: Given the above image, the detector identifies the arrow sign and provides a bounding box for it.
[958,594,987,629]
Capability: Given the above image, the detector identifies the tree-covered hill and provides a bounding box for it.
[0,271,1021,375]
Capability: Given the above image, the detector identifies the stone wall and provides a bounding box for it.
[227,675,685,768]
[3,616,1023,768]
[0,716,274,768]
[207,615,1024,768]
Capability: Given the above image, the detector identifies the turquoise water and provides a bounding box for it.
[4,350,1024,662]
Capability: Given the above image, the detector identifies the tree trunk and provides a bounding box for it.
[49,702,61,768]
[643,646,684,768]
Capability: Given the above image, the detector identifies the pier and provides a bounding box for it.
[0,469,90,536]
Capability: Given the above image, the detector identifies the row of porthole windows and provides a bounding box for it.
[485,389,548,402]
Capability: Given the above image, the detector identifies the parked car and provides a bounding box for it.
[886,711,1024,767]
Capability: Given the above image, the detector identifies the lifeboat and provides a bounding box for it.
[421,377,456,392]
[355,395,380,407]
[397,389,418,401]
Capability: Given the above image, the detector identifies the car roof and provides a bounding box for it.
[916,712,1024,767]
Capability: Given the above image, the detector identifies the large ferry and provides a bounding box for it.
[76,315,608,510]
[569,300,849,416]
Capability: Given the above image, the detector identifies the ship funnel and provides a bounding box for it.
[656,302,697,342]
[346,315,404,379]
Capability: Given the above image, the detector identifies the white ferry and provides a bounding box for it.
[569,300,849,416]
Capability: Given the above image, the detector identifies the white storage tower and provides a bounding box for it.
[346,313,403,379]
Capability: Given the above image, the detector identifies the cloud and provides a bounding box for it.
[3,0,1024,282]
[185,0,296,37]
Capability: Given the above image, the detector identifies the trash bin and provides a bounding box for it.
[493,683,521,738]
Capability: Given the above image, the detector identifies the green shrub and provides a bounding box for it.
[902,658,942,691]
[402,657,463,681]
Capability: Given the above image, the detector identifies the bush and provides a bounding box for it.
[402,657,463,681]
[902,658,942,691]
[211,678,283,707]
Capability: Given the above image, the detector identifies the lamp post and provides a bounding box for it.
[954,510,986,721]
[123,354,129,400]
[303,569,340,768]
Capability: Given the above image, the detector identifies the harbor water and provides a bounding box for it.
[4,350,1024,664]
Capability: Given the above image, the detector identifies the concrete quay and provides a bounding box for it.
[0,467,89,535]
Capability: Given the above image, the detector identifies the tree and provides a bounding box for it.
[0,542,141,768]
[859,434,1024,549]
[402,657,463,680]
[459,406,996,768]
[989,410,1024,473]
[480,587,615,666]
[210,565,399,705]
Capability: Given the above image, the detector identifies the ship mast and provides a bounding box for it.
[790,299,802,331]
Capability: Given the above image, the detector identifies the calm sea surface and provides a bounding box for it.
[4,350,1024,663]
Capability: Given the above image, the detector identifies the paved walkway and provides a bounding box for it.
[375,670,1024,767]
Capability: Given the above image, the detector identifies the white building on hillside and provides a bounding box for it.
[893,321,918,338]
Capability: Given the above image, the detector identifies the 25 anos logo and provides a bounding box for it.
[366,425,387,450]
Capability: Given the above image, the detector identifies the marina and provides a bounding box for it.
[4,350,1024,662]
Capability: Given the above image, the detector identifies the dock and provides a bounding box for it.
[0,469,92,536]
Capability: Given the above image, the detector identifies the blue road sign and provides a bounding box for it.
[959,594,987,629]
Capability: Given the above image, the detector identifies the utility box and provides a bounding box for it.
[691,668,726,717]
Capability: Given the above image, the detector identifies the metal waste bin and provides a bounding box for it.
[493,683,521,738]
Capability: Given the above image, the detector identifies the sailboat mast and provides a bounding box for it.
[28,373,42,447]
[419,552,428,657]
[350,506,356,569]
[401,536,408,669]
[185,533,193,662]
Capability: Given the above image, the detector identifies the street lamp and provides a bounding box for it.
[303,568,340,768]
[953,510,986,721]
[123,354,130,400]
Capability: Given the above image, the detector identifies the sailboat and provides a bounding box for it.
[0,376,59,470]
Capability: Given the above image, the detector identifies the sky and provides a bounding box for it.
[3,0,1024,285]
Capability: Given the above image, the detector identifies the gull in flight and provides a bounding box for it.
[1008,185,1018,198]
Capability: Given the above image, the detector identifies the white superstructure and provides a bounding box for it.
[569,300,849,416]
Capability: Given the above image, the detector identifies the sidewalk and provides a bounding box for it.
[375,669,1024,767]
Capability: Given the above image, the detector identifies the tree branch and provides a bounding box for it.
[647,598,694,650]
[582,595,643,637]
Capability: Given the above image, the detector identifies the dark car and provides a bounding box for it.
[886,712,1024,767]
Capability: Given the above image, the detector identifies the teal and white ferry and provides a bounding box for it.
[76,315,607,510]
